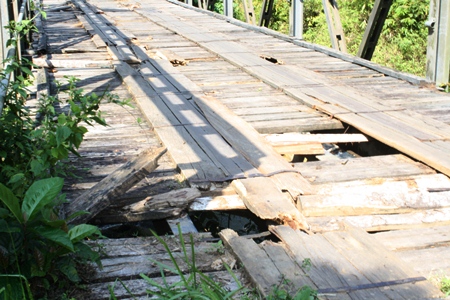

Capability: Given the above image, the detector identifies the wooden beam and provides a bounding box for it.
[264,133,369,144]
[94,188,201,223]
[66,147,167,224]
[232,177,310,232]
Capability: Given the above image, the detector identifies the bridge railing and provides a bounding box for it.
[0,0,31,116]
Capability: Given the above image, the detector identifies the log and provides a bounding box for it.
[66,147,167,224]
[94,188,200,223]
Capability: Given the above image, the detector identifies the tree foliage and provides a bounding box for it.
[227,0,429,76]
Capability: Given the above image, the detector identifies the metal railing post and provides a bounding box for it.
[289,0,303,38]
[224,0,233,18]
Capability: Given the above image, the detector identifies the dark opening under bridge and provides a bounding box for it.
[13,0,450,298]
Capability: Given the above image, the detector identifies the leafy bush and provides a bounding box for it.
[107,225,317,299]
[0,177,103,299]
[0,13,127,299]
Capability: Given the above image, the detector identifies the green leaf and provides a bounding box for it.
[68,224,100,243]
[7,173,24,184]
[0,183,23,223]
[22,177,64,222]
[56,126,71,147]
[57,256,80,282]
[37,226,74,252]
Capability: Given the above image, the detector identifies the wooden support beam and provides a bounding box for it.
[322,0,347,52]
[66,147,167,224]
[357,0,393,60]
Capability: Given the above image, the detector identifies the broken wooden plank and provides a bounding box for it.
[168,214,199,234]
[263,133,369,144]
[272,142,324,155]
[296,154,436,184]
[300,174,450,217]
[66,147,167,224]
[231,177,310,232]
[323,225,442,298]
[193,93,314,196]
[94,188,200,223]
[219,229,283,297]
[188,186,246,211]
[307,208,450,232]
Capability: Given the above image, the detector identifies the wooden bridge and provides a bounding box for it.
[27,0,450,298]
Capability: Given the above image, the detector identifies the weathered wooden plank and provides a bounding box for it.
[95,188,201,223]
[323,225,442,298]
[219,229,283,297]
[192,93,314,196]
[272,142,324,156]
[232,177,309,231]
[300,174,450,217]
[260,241,317,290]
[264,133,369,144]
[66,147,166,224]
[269,226,353,299]
[308,208,450,232]
[374,225,450,251]
[295,154,436,184]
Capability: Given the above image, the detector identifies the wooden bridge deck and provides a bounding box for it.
[33,0,450,298]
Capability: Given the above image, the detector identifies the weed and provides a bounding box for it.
[441,276,450,297]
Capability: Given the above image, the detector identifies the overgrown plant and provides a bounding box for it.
[107,225,318,299]
[0,177,103,299]
[140,226,247,299]
[0,11,127,299]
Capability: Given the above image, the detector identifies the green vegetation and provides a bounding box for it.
[0,12,127,299]
[219,0,429,76]
[108,225,318,299]
[441,276,450,297]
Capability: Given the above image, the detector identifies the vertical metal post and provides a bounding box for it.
[289,0,303,38]
[224,0,233,17]
[357,0,393,60]
[241,0,256,25]
[426,0,450,85]
[0,0,7,62]
[259,0,274,27]
[322,0,347,52]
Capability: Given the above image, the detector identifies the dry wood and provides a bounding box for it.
[374,225,450,251]
[95,188,200,223]
[296,154,436,184]
[193,93,314,196]
[307,208,450,232]
[272,142,324,155]
[264,133,369,144]
[300,174,450,217]
[232,177,310,232]
[219,229,282,297]
[66,147,167,224]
